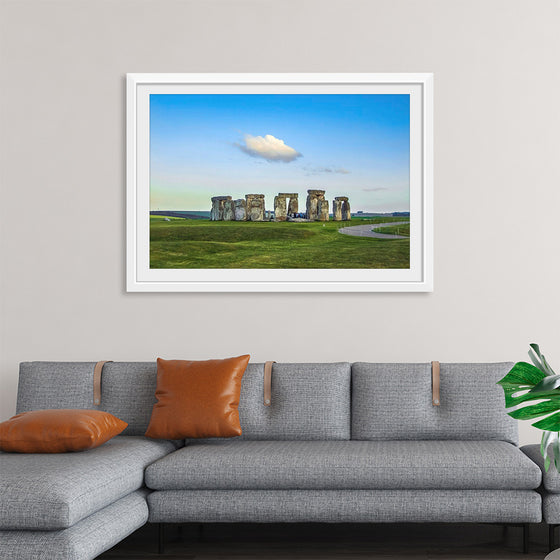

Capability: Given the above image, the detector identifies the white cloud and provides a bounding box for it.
[363,187,389,192]
[305,166,350,175]
[236,134,302,163]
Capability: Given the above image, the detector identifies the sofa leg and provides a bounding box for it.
[550,524,558,553]
[523,523,529,554]
[158,523,165,555]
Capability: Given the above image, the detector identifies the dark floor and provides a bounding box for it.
[99,522,554,559]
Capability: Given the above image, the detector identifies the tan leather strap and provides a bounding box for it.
[93,361,113,405]
[264,361,276,406]
[432,361,440,406]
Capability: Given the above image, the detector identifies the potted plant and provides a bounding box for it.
[498,344,560,472]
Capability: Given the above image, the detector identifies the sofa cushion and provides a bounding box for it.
[0,490,149,560]
[0,436,177,530]
[352,363,518,444]
[235,362,351,440]
[17,362,160,436]
[97,362,159,436]
[17,361,351,439]
[522,444,560,493]
[145,356,249,439]
[543,493,560,524]
[145,440,540,491]
[17,362,96,413]
[0,409,127,453]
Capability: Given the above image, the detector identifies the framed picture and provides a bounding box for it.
[127,73,433,292]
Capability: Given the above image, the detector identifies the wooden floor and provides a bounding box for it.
[99,522,552,559]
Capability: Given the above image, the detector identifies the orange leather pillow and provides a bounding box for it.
[0,409,127,453]
[145,355,250,439]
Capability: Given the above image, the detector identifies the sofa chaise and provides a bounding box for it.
[0,361,544,559]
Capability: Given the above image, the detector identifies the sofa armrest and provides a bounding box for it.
[522,444,560,493]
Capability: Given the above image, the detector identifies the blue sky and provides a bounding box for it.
[150,94,410,213]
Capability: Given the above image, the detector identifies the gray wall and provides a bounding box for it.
[1,0,559,445]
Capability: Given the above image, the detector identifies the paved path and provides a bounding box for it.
[338,221,410,239]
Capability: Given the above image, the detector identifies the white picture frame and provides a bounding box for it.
[127,73,433,292]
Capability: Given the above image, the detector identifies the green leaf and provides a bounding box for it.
[540,431,560,473]
[530,343,542,357]
[542,431,556,456]
[497,346,560,473]
[533,411,560,431]
[529,347,547,373]
[530,374,560,393]
[502,386,560,408]
[530,343,544,360]
[530,343,556,376]
[497,362,546,387]
[508,401,560,420]
[553,439,560,471]
[543,355,557,376]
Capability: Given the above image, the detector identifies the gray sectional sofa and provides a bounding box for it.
[521,444,560,551]
[0,361,546,559]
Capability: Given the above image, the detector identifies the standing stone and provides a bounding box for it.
[210,199,219,221]
[274,195,287,221]
[277,193,298,218]
[342,199,351,221]
[245,194,265,221]
[307,196,318,220]
[223,199,235,221]
[233,199,247,221]
[334,196,351,221]
[332,199,343,221]
[318,199,330,221]
[287,195,298,216]
[210,196,232,221]
[306,189,325,221]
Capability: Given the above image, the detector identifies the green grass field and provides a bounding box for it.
[373,223,410,237]
[150,216,410,269]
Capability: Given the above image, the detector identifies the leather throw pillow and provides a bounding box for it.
[0,409,128,453]
[145,355,250,439]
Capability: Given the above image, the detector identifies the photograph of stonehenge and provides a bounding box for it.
[210,190,351,222]
[149,91,410,269]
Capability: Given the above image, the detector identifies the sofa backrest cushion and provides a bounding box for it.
[351,362,517,445]
[17,361,352,440]
[17,362,158,436]
[236,362,351,440]
[17,362,96,412]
